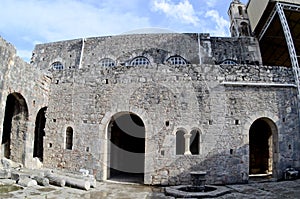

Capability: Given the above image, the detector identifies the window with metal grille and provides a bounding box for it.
[131,57,150,66]
[221,60,237,65]
[51,62,64,70]
[167,56,187,65]
[100,58,115,67]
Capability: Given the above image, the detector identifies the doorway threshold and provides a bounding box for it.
[249,173,276,183]
[107,173,144,185]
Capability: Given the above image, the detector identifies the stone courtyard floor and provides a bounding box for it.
[1,178,300,198]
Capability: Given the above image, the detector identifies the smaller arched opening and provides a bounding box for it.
[167,56,187,65]
[51,61,64,70]
[220,59,237,65]
[249,118,278,177]
[176,129,186,155]
[130,56,150,66]
[66,127,73,150]
[33,107,47,161]
[240,22,250,36]
[238,6,243,15]
[100,58,115,67]
[190,130,200,155]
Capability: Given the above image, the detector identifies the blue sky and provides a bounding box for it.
[0,0,248,62]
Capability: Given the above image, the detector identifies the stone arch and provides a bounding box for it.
[190,127,202,155]
[1,92,29,164]
[106,111,146,183]
[240,21,250,36]
[117,49,155,66]
[243,112,279,178]
[130,56,150,66]
[166,55,188,65]
[65,126,74,150]
[33,107,47,161]
[101,109,147,182]
[175,127,188,155]
[99,58,116,67]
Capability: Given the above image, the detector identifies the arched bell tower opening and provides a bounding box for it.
[107,112,145,183]
[249,118,278,177]
[1,93,29,164]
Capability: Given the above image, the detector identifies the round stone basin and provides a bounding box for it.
[178,185,216,192]
[0,185,23,193]
[165,185,230,198]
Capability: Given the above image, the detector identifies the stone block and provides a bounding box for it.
[0,169,11,179]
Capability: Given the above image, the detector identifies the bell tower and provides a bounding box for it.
[228,0,251,37]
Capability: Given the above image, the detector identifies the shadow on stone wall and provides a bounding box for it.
[156,144,252,186]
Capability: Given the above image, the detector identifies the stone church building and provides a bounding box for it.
[0,0,299,185]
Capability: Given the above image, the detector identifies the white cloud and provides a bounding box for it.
[0,0,150,42]
[204,10,230,36]
[206,0,218,8]
[0,0,152,60]
[0,0,233,61]
[152,0,200,26]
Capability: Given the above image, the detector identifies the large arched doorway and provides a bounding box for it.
[1,93,28,163]
[249,118,277,176]
[33,107,47,161]
[108,112,145,183]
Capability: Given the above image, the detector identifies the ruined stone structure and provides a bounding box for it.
[0,0,300,185]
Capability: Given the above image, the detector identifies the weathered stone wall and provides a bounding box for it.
[0,37,49,167]
[1,33,300,186]
[32,33,262,69]
[41,59,299,184]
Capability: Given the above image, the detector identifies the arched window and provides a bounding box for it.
[100,58,115,67]
[176,130,185,155]
[66,127,73,150]
[167,56,187,65]
[51,61,64,70]
[240,22,250,36]
[190,130,200,155]
[238,6,243,16]
[131,56,150,66]
[221,60,237,65]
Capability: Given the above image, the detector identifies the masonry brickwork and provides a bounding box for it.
[1,30,299,185]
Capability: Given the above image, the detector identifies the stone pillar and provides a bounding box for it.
[24,121,35,168]
[184,134,191,155]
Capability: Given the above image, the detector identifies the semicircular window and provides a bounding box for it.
[221,60,237,65]
[131,56,150,66]
[100,58,115,67]
[167,56,187,65]
[51,61,64,70]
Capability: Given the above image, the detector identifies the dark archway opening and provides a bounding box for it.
[190,130,200,155]
[108,112,145,183]
[176,130,185,155]
[249,119,273,175]
[1,93,28,163]
[66,127,73,150]
[33,107,47,161]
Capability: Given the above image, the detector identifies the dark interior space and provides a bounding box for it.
[33,107,47,161]
[109,113,145,183]
[1,94,17,158]
[249,119,272,175]
[190,130,200,155]
[255,4,300,67]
